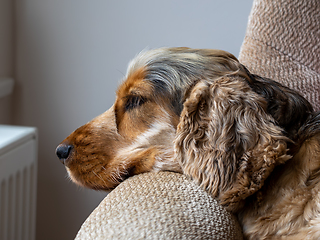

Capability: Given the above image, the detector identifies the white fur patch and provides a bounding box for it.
[117,115,174,157]
[116,111,181,172]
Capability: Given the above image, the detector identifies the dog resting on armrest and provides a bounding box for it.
[56,47,320,239]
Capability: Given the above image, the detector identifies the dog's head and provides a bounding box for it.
[56,48,312,210]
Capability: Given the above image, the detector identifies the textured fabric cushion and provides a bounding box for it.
[75,172,243,240]
[239,0,320,111]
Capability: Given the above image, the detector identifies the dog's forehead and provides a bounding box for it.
[126,48,170,75]
[117,67,153,97]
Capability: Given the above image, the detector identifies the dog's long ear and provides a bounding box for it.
[174,76,291,212]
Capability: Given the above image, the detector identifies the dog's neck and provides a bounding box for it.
[238,133,320,238]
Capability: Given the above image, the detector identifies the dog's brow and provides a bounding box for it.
[126,89,145,96]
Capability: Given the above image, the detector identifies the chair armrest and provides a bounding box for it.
[75,171,243,240]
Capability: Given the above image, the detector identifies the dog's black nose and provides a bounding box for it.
[56,144,73,164]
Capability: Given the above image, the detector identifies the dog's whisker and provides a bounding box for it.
[92,170,107,186]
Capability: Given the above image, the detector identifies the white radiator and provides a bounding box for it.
[0,125,37,240]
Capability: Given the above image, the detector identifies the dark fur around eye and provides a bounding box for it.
[125,96,146,111]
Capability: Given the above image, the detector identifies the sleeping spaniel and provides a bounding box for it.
[56,47,320,239]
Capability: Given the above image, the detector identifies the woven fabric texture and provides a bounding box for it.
[239,0,320,111]
[75,172,243,240]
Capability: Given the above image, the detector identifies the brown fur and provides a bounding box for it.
[175,77,290,212]
[56,47,320,239]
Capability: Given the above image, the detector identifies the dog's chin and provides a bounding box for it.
[66,166,130,191]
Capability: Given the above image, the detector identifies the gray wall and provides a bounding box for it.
[0,0,13,124]
[3,1,253,239]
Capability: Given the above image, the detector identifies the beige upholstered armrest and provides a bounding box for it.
[239,0,320,111]
[75,172,243,240]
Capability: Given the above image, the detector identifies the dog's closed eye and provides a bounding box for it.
[124,95,147,111]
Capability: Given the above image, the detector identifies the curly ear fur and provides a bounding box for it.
[174,76,291,212]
